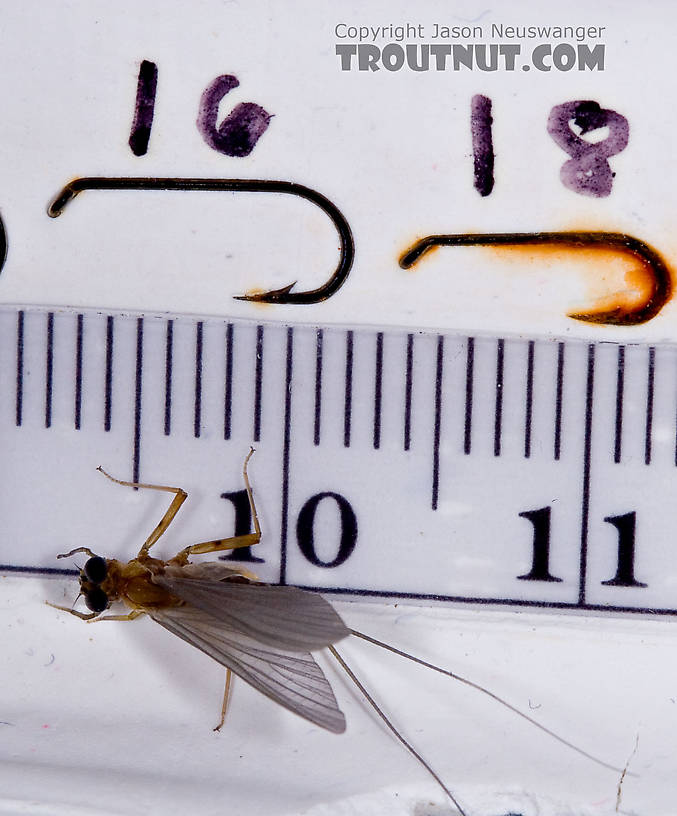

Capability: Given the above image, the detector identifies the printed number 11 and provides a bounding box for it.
[519,507,647,588]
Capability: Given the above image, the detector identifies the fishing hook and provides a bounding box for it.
[399,231,672,325]
[48,177,354,305]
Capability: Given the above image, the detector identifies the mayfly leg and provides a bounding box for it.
[170,448,261,562]
[213,668,233,732]
[45,602,99,620]
[328,645,468,816]
[96,449,261,562]
[87,610,145,623]
[96,466,188,558]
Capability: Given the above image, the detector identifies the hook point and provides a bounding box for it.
[234,282,297,303]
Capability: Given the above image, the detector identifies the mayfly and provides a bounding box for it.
[49,450,625,815]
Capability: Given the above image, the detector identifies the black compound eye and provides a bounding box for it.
[83,556,107,584]
[84,587,108,614]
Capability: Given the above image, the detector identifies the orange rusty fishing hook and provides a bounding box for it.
[399,231,672,325]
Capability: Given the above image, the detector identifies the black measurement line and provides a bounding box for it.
[253,325,264,442]
[579,343,595,607]
[554,342,564,461]
[132,317,144,485]
[164,320,173,436]
[74,314,84,430]
[279,327,294,586]
[224,323,233,440]
[104,315,114,432]
[344,330,353,447]
[7,556,677,615]
[524,341,534,458]
[297,584,677,617]
[194,321,203,439]
[432,335,444,511]
[15,310,24,427]
[314,328,323,446]
[373,332,383,449]
[403,333,414,451]
[645,347,655,465]
[1,564,80,577]
[44,312,54,429]
[494,338,504,456]
[613,345,625,464]
[464,337,474,455]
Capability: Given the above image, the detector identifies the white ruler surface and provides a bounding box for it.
[2,306,675,617]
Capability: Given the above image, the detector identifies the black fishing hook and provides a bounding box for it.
[48,177,354,305]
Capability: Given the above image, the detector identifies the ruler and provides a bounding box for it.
[2,305,675,618]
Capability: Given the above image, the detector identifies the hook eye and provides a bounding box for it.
[399,231,672,326]
[48,176,354,305]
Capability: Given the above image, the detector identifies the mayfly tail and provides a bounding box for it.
[350,629,631,776]
[328,645,468,816]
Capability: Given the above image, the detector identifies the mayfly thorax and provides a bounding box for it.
[49,450,628,816]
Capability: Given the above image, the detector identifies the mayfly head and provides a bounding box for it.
[52,546,125,617]
[79,555,113,614]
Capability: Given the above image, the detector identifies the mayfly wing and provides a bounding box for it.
[153,574,350,651]
[151,603,346,734]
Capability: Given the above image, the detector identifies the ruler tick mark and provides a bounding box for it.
[524,341,534,458]
[432,335,444,511]
[104,316,114,432]
[645,346,655,466]
[613,345,625,464]
[314,328,323,446]
[194,321,203,439]
[45,312,54,429]
[280,327,294,586]
[164,320,173,436]
[554,342,565,460]
[344,330,353,448]
[253,325,264,442]
[494,339,504,457]
[74,314,84,430]
[132,317,144,485]
[579,343,595,606]
[373,332,383,449]
[464,337,474,455]
[404,333,414,451]
[15,310,24,427]
[224,323,233,440]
